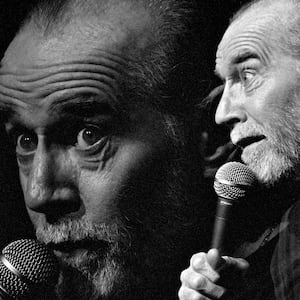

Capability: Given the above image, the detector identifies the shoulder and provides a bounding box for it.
[281,200,300,241]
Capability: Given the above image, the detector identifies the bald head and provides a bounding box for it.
[20,0,193,62]
[25,0,161,51]
[4,3,153,67]
[1,0,203,116]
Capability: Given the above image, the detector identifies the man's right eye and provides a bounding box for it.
[16,133,38,154]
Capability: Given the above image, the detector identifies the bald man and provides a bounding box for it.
[179,0,300,299]
[0,0,215,299]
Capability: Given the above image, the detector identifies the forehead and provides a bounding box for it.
[2,4,153,69]
[0,5,154,116]
[216,11,281,73]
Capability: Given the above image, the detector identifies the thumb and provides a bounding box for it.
[207,248,223,269]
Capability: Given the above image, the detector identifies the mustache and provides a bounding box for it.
[36,217,127,245]
[230,123,266,143]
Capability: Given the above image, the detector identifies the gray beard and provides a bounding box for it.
[37,159,199,300]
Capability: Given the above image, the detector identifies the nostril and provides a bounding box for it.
[225,117,241,128]
[39,187,82,223]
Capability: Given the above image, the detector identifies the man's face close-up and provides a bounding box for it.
[0,11,177,299]
[215,10,300,185]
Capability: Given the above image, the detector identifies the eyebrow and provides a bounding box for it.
[215,50,260,78]
[214,68,222,79]
[0,104,19,122]
[232,51,260,64]
[48,95,118,118]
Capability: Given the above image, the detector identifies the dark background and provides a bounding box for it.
[0,0,251,248]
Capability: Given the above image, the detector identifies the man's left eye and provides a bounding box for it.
[76,125,103,149]
[241,70,255,83]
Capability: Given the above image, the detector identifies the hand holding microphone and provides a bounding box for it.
[179,162,256,300]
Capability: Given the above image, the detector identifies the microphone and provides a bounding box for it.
[0,239,59,299]
[211,162,257,251]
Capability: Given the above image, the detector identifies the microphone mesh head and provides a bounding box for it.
[0,239,59,298]
[214,162,257,201]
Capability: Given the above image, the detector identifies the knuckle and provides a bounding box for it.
[190,293,202,300]
[193,274,206,289]
[190,252,206,268]
[178,286,185,299]
[178,286,198,300]
[178,287,202,300]
[180,269,189,283]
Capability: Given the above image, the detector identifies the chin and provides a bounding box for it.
[242,146,293,187]
[55,249,127,300]
[35,219,133,300]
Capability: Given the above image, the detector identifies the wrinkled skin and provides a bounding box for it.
[179,2,300,299]
[0,3,203,300]
[215,7,300,186]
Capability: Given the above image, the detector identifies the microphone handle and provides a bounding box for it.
[211,197,233,251]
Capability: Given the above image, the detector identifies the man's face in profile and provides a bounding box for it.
[215,7,300,185]
[0,7,181,299]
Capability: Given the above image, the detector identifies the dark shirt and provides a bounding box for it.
[271,200,300,300]
[221,201,300,300]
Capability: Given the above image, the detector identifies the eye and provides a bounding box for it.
[76,125,103,150]
[16,133,38,154]
[240,69,255,84]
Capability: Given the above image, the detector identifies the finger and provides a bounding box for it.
[179,277,225,300]
[186,272,225,298]
[203,167,218,180]
[205,143,235,163]
[190,253,220,282]
[200,131,209,156]
[207,248,222,269]
[222,256,249,271]
[178,286,210,300]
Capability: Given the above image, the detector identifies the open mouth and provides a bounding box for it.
[235,135,265,149]
[47,239,109,255]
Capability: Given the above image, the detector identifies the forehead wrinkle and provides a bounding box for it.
[227,41,270,65]
[218,29,275,70]
[45,93,119,115]
[0,96,28,117]
[0,49,129,109]
[0,73,118,108]
[1,49,128,77]
[218,11,283,59]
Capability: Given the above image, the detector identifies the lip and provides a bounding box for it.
[235,135,265,149]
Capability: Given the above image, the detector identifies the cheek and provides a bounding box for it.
[246,78,292,123]
[78,142,160,222]
[19,171,27,193]
[25,205,45,231]
[78,173,120,222]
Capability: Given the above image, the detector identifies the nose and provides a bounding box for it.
[215,83,247,126]
[25,138,80,219]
